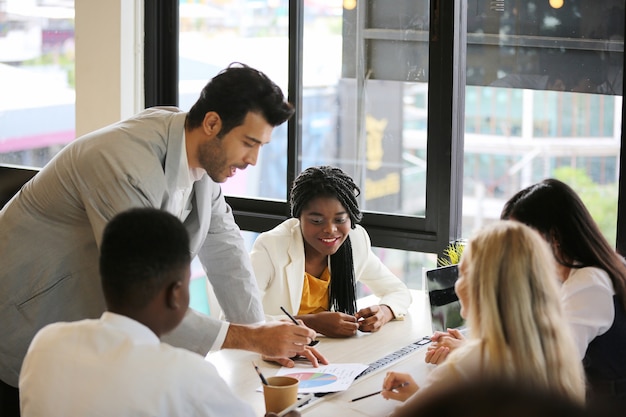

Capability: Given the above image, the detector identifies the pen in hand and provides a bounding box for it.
[350,381,410,402]
[279,306,319,346]
[252,361,268,385]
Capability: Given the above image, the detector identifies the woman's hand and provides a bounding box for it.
[424,328,465,365]
[355,305,394,333]
[299,312,359,337]
[381,371,418,402]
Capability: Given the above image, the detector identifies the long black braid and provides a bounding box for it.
[290,166,363,315]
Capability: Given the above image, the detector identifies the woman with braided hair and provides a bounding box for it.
[251,166,412,337]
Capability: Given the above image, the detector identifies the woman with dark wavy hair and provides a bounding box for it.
[501,178,626,402]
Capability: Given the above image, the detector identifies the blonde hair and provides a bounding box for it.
[453,220,585,403]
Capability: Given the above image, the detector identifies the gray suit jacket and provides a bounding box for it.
[0,107,264,386]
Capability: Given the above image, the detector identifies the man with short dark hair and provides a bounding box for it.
[20,208,298,417]
[1,63,324,416]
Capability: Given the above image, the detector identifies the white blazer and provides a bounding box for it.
[251,218,412,320]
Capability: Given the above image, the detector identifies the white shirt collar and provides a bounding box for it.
[175,132,193,191]
[100,311,160,345]
[181,131,207,183]
[166,132,206,220]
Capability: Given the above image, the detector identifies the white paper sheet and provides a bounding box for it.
[275,363,369,394]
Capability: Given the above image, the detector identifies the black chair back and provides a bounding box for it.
[0,164,39,208]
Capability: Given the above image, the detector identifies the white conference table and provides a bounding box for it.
[206,290,438,416]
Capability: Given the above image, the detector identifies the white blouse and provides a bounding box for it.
[561,266,615,359]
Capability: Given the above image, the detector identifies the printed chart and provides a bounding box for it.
[286,372,337,389]
[277,363,368,393]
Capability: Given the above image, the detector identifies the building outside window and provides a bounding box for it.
[0,0,623,299]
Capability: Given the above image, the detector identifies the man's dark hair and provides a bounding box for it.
[185,62,294,136]
[290,166,362,315]
[100,208,191,311]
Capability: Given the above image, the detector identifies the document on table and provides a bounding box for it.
[347,390,402,417]
[347,358,435,417]
[275,363,369,393]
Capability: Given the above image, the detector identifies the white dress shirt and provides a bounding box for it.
[561,266,616,359]
[19,312,255,417]
[164,132,193,221]
[164,132,205,222]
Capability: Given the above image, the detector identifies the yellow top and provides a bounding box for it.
[298,267,330,314]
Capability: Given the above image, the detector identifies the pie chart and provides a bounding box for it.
[284,372,338,389]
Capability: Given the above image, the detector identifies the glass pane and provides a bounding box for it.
[301,1,429,216]
[0,0,75,167]
[367,246,436,293]
[462,0,624,245]
[178,0,289,200]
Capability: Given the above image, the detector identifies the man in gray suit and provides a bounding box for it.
[0,63,325,415]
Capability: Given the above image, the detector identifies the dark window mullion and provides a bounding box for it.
[423,0,466,255]
[616,47,626,256]
[287,0,304,202]
[144,0,179,108]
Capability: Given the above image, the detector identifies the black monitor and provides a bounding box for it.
[426,264,465,332]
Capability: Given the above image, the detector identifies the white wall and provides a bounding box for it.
[75,0,143,136]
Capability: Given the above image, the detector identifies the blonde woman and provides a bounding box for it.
[381,221,585,414]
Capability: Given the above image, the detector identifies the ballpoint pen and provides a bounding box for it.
[280,306,319,346]
[350,381,410,402]
[252,361,269,385]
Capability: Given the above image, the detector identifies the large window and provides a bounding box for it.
[461,0,624,246]
[167,0,624,281]
[177,0,290,201]
[169,0,465,289]
[1,1,624,291]
[0,0,75,168]
[169,0,461,258]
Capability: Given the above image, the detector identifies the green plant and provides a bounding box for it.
[437,240,466,267]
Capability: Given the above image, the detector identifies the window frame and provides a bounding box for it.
[144,0,626,256]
